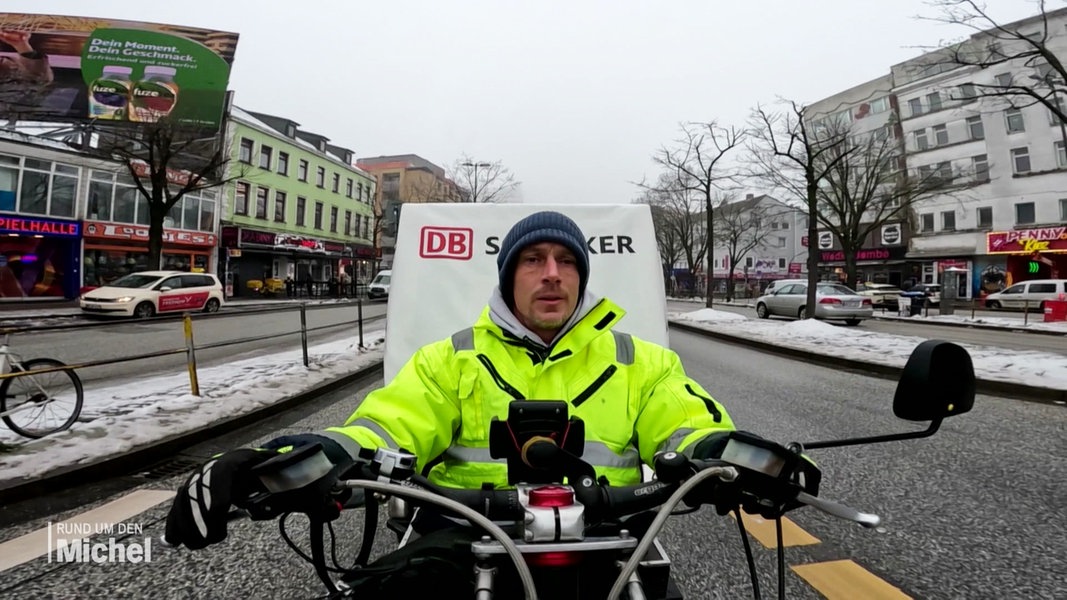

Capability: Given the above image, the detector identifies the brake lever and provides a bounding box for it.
[795,491,881,528]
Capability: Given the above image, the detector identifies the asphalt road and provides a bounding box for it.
[668,300,1067,357]
[6,301,389,387]
[2,328,1063,599]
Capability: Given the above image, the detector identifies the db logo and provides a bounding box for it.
[420,226,473,260]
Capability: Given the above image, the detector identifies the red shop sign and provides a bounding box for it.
[83,221,217,247]
[986,227,1067,254]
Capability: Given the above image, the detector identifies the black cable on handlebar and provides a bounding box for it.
[310,518,339,595]
[733,507,762,600]
[353,494,378,568]
[776,517,785,600]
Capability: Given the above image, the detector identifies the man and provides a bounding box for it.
[166,211,735,589]
[0,30,53,120]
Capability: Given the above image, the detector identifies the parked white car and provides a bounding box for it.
[367,270,391,300]
[80,271,225,319]
[984,279,1067,311]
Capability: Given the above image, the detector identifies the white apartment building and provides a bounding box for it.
[806,7,1067,299]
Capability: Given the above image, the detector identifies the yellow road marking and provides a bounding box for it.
[0,489,175,573]
[731,510,820,548]
[791,559,912,600]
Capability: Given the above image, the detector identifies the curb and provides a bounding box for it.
[869,313,1067,337]
[0,360,385,506]
[668,320,1067,406]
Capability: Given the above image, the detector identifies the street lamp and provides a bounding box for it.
[462,161,491,203]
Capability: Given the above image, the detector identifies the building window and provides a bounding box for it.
[1060,198,1067,221]
[345,210,352,236]
[941,210,956,231]
[1057,141,1067,168]
[967,116,984,140]
[776,236,787,248]
[239,138,254,163]
[914,129,930,150]
[778,257,787,269]
[1049,96,1066,124]
[745,257,754,268]
[296,196,306,227]
[936,162,953,183]
[926,92,942,112]
[259,145,273,169]
[958,83,977,104]
[933,124,949,146]
[995,72,1013,87]
[1015,202,1036,225]
[235,181,250,215]
[274,191,286,223]
[332,173,340,193]
[972,154,990,182]
[869,97,890,114]
[357,182,363,202]
[908,97,923,117]
[16,159,78,218]
[1005,108,1025,133]
[345,178,353,198]
[330,206,338,232]
[920,213,934,232]
[314,202,323,229]
[277,152,289,176]
[362,216,370,239]
[298,160,308,182]
[977,206,993,228]
[316,167,325,188]
[255,187,269,219]
[1011,147,1031,174]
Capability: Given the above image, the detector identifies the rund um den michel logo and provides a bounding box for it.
[47,521,153,564]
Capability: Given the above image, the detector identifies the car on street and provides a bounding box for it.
[984,279,1067,311]
[855,282,904,309]
[367,269,391,300]
[908,283,941,306]
[80,271,225,319]
[755,282,873,325]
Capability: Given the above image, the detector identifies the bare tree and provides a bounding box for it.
[405,169,464,204]
[815,121,959,289]
[449,155,520,203]
[921,0,1067,139]
[714,193,772,301]
[651,121,744,307]
[640,170,708,297]
[747,101,854,318]
[636,187,682,291]
[92,119,236,270]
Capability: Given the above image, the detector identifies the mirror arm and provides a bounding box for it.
[796,418,943,451]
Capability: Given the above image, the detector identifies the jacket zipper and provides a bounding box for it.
[572,365,618,408]
[476,354,525,400]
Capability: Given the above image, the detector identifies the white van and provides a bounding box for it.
[984,279,1067,311]
[367,270,391,300]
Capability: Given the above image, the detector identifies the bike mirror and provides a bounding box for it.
[893,340,975,421]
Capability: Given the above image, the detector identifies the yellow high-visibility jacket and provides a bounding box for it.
[325,297,734,488]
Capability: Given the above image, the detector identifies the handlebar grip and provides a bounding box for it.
[407,476,522,520]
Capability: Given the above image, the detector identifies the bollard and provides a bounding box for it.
[971,299,976,320]
[183,313,200,396]
[357,291,365,349]
[300,303,309,367]
[1024,300,1029,326]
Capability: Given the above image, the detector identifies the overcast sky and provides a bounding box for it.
[10,0,1053,205]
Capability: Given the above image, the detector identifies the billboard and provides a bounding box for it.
[0,13,238,130]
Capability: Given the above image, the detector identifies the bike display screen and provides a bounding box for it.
[720,438,786,478]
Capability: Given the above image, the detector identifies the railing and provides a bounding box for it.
[0,298,381,397]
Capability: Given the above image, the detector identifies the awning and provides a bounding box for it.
[905,247,977,259]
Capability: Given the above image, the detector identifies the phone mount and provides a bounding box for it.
[489,400,586,484]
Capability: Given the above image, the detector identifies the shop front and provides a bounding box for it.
[0,215,81,300]
[986,227,1066,289]
[818,246,909,287]
[343,243,377,283]
[82,220,218,288]
[220,226,349,297]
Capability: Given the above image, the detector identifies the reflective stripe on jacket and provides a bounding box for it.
[326,297,734,488]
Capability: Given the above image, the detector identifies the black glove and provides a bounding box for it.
[164,448,279,550]
[261,433,354,465]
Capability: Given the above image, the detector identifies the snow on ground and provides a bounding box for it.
[877,312,1067,333]
[671,309,1067,392]
[0,330,386,487]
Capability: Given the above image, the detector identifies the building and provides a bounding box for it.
[0,129,221,301]
[806,75,914,288]
[355,154,463,270]
[806,7,1067,298]
[707,194,808,294]
[219,108,376,296]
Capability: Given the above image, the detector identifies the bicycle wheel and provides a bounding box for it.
[1,358,84,438]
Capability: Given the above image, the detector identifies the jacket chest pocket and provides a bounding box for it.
[456,366,517,446]
[569,367,635,450]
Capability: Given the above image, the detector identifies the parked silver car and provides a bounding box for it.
[755,282,874,326]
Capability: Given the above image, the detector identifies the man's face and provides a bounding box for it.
[511,242,581,340]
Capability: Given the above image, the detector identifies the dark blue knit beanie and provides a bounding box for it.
[497,211,589,307]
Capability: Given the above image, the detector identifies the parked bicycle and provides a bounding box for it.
[0,333,83,438]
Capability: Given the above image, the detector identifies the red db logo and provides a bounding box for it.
[419,226,474,260]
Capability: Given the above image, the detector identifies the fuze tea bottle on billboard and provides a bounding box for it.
[88,66,133,120]
[130,66,179,123]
